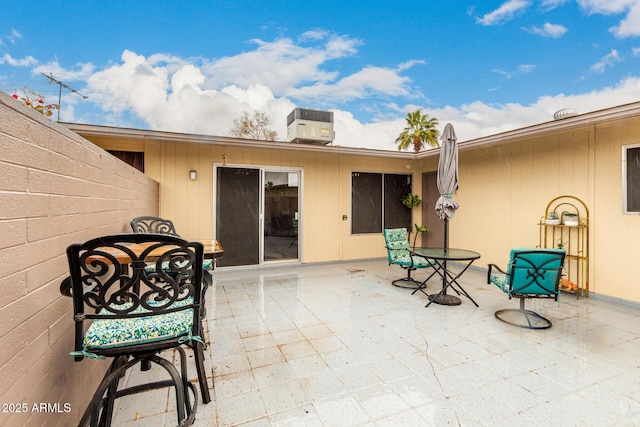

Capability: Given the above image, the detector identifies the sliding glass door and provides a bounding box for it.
[215,166,300,267]
[264,171,299,261]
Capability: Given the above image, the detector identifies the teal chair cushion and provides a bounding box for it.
[493,248,565,297]
[84,299,194,350]
[391,253,433,268]
[384,228,410,264]
[384,228,433,268]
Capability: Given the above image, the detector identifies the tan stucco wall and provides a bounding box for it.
[592,118,640,301]
[77,110,640,304]
[446,127,593,268]
[424,118,640,303]
[0,92,159,426]
[141,140,421,263]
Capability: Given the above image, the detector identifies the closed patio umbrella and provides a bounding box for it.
[435,123,459,250]
[431,123,460,305]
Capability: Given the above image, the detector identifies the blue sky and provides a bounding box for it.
[2,0,640,150]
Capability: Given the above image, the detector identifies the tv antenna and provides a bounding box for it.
[41,72,88,122]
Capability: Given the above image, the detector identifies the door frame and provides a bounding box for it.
[213,163,303,267]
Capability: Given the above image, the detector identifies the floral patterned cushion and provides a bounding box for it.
[384,228,433,268]
[384,228,408,242]
[84,299,194,350]
[390,253,433,267]
[489,271,509,293]
[386,241,410,251]
[144,260,213,276]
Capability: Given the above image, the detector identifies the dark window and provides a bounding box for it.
[108,151,144,172]
[384,174,412,229]
[351,172,412,234]
[624,144,640,213]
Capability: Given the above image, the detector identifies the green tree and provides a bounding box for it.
[395,110,440,153]
[230,110,278,141]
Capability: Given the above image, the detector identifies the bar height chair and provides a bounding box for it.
[61,234,207,426]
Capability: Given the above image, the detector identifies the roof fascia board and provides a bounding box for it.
[62,122,418,160]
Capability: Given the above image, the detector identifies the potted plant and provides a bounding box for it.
[545,211,560,225]
[562,211,579,226]
[401,193,422,209]
[412,224,429,249]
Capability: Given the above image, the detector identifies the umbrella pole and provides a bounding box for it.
[428,216,461,305]
[443,218,449,251]
[443,218,448,293]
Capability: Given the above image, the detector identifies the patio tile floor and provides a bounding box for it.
[111,259,640,426]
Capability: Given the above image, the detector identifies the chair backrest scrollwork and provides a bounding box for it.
[130,216,179,236]
[66,234,203,322]
[508,249,565,297]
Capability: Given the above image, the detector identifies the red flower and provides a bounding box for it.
[12,93,18,99]
[38,99,44,104]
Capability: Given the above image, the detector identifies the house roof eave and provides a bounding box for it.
[62,122,421,160]
[416,100,640,159]
[63,100,640,161]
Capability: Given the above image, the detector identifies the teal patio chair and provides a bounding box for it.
[488,248,566,329]
[383,228,434,289]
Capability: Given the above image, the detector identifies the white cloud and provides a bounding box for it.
[518,64,536,73]
[610,1,640,37]
[22,29,640,152]
[34,61,95,81]
[528,22,568,38]
[9,29,22,44]
[202,33,360,95]
[540,0,571,11]
[476,0,530,26]
[334,76,640,150]
[577,0,634,15]
[590,49,623,73]
[0,53,37,67]
[492,64,536,80]
[577,0,640,38]
[285,65,417,103]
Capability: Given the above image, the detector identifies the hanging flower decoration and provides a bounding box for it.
[11,89,59,118]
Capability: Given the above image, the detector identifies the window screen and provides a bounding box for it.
[623,144,640,214]
[351,172,412,234]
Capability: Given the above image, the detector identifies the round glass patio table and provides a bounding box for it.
[410,248,481,307]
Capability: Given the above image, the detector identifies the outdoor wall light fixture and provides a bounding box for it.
[189,170,197,180]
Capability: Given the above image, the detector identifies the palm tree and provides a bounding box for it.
[395,110,440,153]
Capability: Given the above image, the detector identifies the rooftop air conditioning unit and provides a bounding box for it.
[286,108,335,145]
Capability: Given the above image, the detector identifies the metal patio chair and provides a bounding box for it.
[61,233,208,426]
[488,248,566,329]
[130,215,214,272]
[383,228,435,289]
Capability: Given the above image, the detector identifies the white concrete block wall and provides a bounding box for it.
[0,92,159,426]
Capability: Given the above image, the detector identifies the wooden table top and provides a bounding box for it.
[86,239,223,264]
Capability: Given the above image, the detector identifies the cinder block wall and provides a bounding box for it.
[0,92,159,426]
